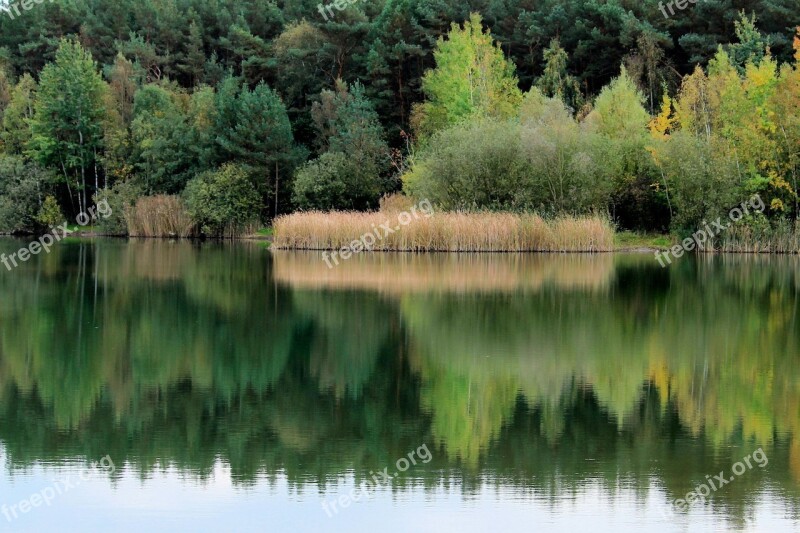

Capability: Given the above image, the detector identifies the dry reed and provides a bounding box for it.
[718,221,800,254]
[126,195,195,238]
[273,210,614,252]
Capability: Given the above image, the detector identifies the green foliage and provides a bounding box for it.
[405,99,613,214]
[586,66,650,140]
[92,180,144,235]
[727,12,770,72]
[28,39,107,215]
[0,0,796,234]
[213,78,305,218]
[299,80,391,210]
[0,155,50,233]
[1,74,36,155]
[131,84,213,194]
[184,163,262,237]
[536,39,583,111]
[412,13,523,140]
[519,91,612,213]
[292,152,381,211]
[655,131,741,232]
[35,195,64,228]
[403,119,530,210]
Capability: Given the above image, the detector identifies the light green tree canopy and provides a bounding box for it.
[412,13,522,140]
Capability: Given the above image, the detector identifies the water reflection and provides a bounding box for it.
[0,241,799,526]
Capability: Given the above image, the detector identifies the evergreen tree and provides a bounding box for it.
[214,78,304,218]
[535,38,583,111]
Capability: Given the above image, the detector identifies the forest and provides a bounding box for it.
[0,0,798,239]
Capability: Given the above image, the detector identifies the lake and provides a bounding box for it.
[0,239,799,531]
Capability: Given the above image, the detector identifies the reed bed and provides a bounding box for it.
[273,211,614,252]
[718,221,800,254]
[126,195,195,238]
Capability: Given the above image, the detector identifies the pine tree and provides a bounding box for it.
[536,38,582,111]
[214,79,305,218]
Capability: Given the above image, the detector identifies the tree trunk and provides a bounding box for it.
[274,161,279,220]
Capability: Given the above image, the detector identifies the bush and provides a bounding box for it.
[519,93,613,214]
[184,163,262,238]
[0,156,51,234]
[93,180,145,236]
[36,195,64,228]
[657,131,741,233]
[403,119,530,210]
[292,152,384,211]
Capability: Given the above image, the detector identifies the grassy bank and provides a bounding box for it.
[273,211,614,252]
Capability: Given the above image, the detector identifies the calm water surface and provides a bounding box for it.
[1,239,799,531]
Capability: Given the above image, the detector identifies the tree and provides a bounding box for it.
[586,66,650,140]
[292,152,368,211]
[412,13,522,140]
[213,78,304,218]
[313,82,389,178]
[519,90,611,213]
[131,84,212,194]
[770,31,800,214]
[536,38,582,111]
[1,74,36,155]
[28,39,108,216]
[184,163,262,237]
[587,66,662,229]
[179,20,206,87]
[294,81,390,211]
[402,119,530,210]
[727,12,769,73]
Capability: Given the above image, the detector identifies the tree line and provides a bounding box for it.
[0,1,797,236]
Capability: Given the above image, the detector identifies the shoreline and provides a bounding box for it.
[5,233,799,255]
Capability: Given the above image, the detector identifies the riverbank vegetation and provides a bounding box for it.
[273,209,614,252]
[0,2,798,247]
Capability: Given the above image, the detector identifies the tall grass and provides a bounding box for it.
[719,220,800,254]
[273,211,614,252]
[126,195,195,238]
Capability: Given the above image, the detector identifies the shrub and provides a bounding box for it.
[292,152,384,211]
[519,92,613,214]
[36,195,64,228]
[657,131,741,233]
[0,156,51,234]
[93,180,145,236]
[403,119,530,210]
[184,163,262,238]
